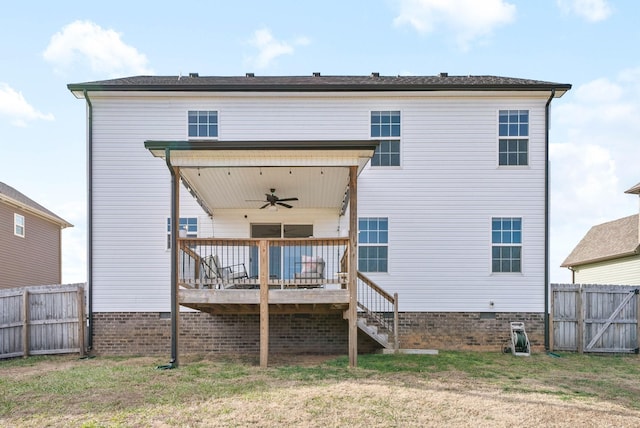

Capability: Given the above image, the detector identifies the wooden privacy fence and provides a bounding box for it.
[551,284,640,353]
[0,283,86,359]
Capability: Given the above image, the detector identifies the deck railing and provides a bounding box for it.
[178,238,349,290]
[357,272,399,351]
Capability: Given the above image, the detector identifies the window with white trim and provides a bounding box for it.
[167,217,198,249]
[491,217,522,273]
[498,110,528,166]
[188,110,218,138]
[14,213,25,237]
[358,217,388,272]
[371,111,400,167]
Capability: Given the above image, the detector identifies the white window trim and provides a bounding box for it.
[14,213,25,238]
[370,109,403,168]
[167,217,198,250]
[496,109,530,169]
[186,110,219,140]
[358,216,390,274]
[489,215,524,276]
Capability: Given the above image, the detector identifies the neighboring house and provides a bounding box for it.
[68,73,571,366]
[0,182,73,289]
[561,182,640,285]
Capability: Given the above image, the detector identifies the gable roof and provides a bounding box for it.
[561,214,639,267]
[68,73,571,96]
[0,182,72,228]
[625,182,640,195]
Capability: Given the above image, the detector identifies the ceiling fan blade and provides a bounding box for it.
[259,203,270,209]
[277,202,293,209]
[277,197,298,202]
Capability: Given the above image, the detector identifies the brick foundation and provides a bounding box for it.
[398,312,545,352]
[90,311,545,356]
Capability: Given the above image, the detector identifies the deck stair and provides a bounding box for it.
[355,272,399,352]
[357,316,393,349]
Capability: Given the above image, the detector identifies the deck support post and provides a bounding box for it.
[348,165,358,368]
[259,239,269,368]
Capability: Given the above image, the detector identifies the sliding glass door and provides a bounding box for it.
[250,224,313,279]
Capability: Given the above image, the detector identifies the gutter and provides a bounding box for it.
[544,88,555,351]
[84,89,94,352]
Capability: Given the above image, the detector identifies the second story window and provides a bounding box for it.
[14,213,25,237]
[371,111,401,167]
[498,110,528,166]
[188,110,218,138]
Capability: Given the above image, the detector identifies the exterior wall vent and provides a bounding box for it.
[189,72,199,78]
[245,73,255,77]
[439,72,448,77]
[371,72,380,78]
[313,72,321,77]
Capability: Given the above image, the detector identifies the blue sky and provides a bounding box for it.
[1,0,638,284]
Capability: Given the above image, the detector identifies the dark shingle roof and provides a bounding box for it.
[0,182,72,228]
[68,74,571,94]
[561,214,639,267]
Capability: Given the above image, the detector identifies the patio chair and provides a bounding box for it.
[200,254,248,289]
[293,255,325,288]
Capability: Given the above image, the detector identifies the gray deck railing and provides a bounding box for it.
[178,238,349,289]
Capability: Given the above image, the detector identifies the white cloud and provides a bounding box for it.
[557,0,612,22]
[246,28,310,69]
[549,74,640,282]
[0,83,54,127]
[393,0,516,50]
[43,20,153,78]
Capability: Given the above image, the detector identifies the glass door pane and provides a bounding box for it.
[250,224,281,278]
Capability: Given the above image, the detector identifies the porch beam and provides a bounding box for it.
[348,165,358,368]
[259,240,269,368]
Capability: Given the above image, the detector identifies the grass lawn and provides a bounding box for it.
[1,351,640,427]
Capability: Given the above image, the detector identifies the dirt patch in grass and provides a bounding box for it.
[2,352,640,427]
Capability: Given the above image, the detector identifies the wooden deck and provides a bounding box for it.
[179,288,350,314]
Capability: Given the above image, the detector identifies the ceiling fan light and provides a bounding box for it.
[267,204,278,212]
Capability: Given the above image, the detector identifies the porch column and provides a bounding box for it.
[348,165,358,368]
[259,239,269,368]
[169,164,180,367]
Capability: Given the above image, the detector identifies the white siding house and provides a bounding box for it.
[69,74,571,364]
[562,182,640,285]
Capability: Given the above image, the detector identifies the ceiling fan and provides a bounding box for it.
[252,188,299,209]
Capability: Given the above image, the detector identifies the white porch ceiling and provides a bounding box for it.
[181,166,350,211]
[146,140,378,214]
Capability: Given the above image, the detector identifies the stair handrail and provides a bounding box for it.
[357,272,399,351]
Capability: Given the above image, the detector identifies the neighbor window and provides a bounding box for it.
[167,217,198,249]
[371,111,400,166]
[14,214,25,237]
[188,110,218,138]
[491,217,522,273]
[358,217,388,272]
[498,110,528,166]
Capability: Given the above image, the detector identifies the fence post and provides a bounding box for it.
[549,286,554,352]
[22,289,29,358]
[393,292,399,353]
[636,288,640,352]
[77,286,86,357]
[577,285,584,354]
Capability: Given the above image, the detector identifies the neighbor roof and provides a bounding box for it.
[68,73,571,96]
[561,214,639,267]
[0,182,72,228]
[625,182,640,195]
